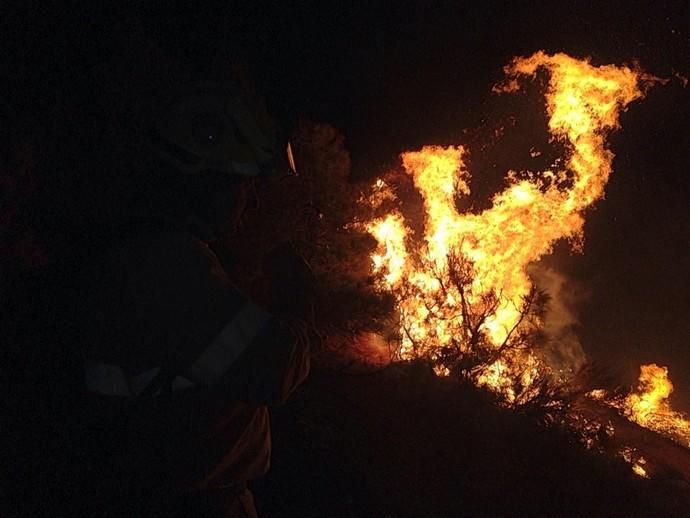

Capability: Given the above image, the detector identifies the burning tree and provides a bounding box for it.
[351,52,690,467]
[393,247,555,406]
[356,52,659,407]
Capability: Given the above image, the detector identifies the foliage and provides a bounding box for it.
[224,120,394,338]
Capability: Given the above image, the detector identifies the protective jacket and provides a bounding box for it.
[78,216,310,497]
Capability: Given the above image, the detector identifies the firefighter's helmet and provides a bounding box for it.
[147,83,296,177]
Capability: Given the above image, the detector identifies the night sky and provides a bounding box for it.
[5,2,689,406]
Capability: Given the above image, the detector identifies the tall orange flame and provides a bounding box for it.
[363,52,651,402]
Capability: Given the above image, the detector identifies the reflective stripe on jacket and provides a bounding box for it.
[84,301,271,396]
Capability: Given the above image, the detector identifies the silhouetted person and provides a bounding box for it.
[77,80,310,517]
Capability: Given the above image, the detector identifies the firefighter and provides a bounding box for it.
[78,81,310,517]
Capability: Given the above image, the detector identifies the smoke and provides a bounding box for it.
[528,263,588,377]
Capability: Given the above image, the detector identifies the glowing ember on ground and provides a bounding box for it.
[618,446,650,478]
[631,459,649,479]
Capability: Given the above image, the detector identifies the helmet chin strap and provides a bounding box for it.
[144,126,203,175]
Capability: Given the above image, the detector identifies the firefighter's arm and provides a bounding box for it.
[219,243,315,405]
[184,240,310,405]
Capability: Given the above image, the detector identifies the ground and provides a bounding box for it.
[256,362,690,517]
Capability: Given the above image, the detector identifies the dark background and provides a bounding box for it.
[3,1,689,407]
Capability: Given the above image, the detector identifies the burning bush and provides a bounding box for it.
[354,53,655,407]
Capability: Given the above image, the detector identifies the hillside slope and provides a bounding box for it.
[257,363,690,517]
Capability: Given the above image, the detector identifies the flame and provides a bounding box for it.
[362,52,650,402]
[368,212,408,286]
[620,364,690,447]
